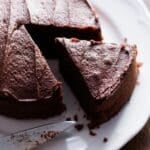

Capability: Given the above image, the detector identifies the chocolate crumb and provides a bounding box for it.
[103,137,108,143]
[66,117,71,121]
[75,124,84,131]
[40,134,44,138]
[89,130,97,136]
[71,38,80,42]
[74,114,78,121]
[40,131,59,141]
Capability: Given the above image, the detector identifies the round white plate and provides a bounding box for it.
[0,0,150,150]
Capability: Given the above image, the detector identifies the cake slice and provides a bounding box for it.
[0,26,65,118]
[56,38,138,127]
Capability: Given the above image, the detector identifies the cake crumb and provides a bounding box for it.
[75,124,84,131]
[40,131,59,141]
[73,114,78,122]
[89,130,97,136]
[103,137,108,143]
[66,117,71,121]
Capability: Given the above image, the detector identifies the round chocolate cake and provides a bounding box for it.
[0,0,137,127]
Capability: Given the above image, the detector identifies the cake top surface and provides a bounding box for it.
[25,0,99,29]
[56,38,137,100]
[0,26,60,101]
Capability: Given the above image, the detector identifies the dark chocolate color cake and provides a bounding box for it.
[56,38,138,126]
[0,26,65,118]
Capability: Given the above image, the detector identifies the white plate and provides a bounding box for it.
[0,0,150,150]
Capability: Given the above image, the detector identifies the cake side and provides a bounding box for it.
[34,40,62,100]
[56,38,137,127]
[90,58,137,124]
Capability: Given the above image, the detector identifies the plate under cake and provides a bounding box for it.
[56,38,138,128]
[0,26,65,118]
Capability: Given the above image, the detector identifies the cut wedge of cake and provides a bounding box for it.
[56,38,138,127]
[25,0,102,57]
[0,26,65,118]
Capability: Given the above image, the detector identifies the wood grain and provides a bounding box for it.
[121,119,150,150]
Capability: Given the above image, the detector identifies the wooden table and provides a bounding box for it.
[121,119,150,150]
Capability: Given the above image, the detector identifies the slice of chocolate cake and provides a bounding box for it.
[0,26,65,118]
[56,38,138,126]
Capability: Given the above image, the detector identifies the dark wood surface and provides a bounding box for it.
[121,119,150,150]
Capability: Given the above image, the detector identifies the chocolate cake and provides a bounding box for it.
[56,38,138,126]
[0,26,65,118]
